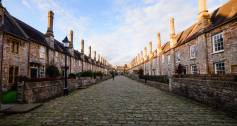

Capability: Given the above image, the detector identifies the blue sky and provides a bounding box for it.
[3,0,227,65]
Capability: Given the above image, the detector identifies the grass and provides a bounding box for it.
[1,90,17,104]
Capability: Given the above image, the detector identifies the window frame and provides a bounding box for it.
[214,61,225,74]
[167,55,171,64]
[191,65,198,74]
[212,32,224,53]
[11,40,20,54]
[176,51,181,63]
[190,44,197,59]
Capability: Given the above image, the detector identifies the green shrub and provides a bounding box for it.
[1,90,17,104]
[77,71,94,77]
[69,73,76,79]
[46,65,60,78]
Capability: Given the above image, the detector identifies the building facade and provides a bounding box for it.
[128,0,237,76]
[0,2,111,90]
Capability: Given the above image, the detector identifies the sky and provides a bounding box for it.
[3,0,228,66]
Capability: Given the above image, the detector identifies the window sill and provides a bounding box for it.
[212,50,224,55]
[190,57,196,60]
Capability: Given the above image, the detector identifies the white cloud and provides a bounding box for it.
[88,0,227,66]
[20,0,228,66]
[21,0,31,9]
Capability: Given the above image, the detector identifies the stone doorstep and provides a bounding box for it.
[0,103,43,114]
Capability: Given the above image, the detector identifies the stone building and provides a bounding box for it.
[0,2,110,90]
[128,0,237,76]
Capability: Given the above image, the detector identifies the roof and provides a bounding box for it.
[162,0,237,53]
[1,7,72,56]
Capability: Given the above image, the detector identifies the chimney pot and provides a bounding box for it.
[69,30,73,48]
[47,10,54,36]
[81,39,84,53]
[157,32,162,55]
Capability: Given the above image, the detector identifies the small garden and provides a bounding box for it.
[0,90,17,104]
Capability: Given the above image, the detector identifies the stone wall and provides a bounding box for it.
[126,74,237,117]
[126,74,169,92]
[18,77,111,103]
[170,78,237,116]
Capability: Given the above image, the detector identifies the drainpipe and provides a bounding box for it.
[204,33,210,74]
[0,32,4,109]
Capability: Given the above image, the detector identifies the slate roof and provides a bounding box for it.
[161,0,237,53]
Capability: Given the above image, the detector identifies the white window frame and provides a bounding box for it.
[38,66,45,78]
[167,55,171,64]
[162,55,165,63]
[176,52,181,63]
[190,44,197,59]
[214,61,225,74]
[212,32,224,53]
[191,65,198,74]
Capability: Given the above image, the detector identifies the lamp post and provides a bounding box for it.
[63,36,69,96]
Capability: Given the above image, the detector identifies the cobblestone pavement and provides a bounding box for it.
[0,76,237,126]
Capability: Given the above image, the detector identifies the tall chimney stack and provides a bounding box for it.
[198,0,210,26]
[141,51,143,62]
[170,17,177,48]
[170,17,175,36]
[69,30,73,48]
[81,39,84,54]
[46,10,54,36]
[157,32,162,55]
[144,47,147,60]
[149,41,153,54]
[89,46,91,58]
[94,51,96,60]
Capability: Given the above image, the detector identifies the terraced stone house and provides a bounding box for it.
[128,0,237,76]
[0,2,109,90]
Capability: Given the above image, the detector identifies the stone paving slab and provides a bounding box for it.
[0,76,236,126]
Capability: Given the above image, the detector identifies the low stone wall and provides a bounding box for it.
[18,77,111,103]
[171,78,237,117]
[126,74,237,117]
[126,74,169,92]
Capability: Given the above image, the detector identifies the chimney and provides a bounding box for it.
[69,30,73,48]
[81,39,84,54]
[198,0,210,27]
[94,51,96,60]
[46,10,54,37]
[149,42,153,54]
[98,54,100,62]
[89,46,91,58]
[45,10,55,48]
[144,47,147,60]
[157,32,162,55]
[170,17,177,48]
[141,51,143,62]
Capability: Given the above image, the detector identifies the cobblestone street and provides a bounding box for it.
[0,76,237,126]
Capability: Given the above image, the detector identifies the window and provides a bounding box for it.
[12,40,19,54]
[8,66,19,84]
[167,55,171,64]
[176,52,181,62]
[162,55,164,63]
[191,65,198,74]
[212,32,224,53]
[39,46,46,59]
[190,45,197,59]
[214,61,225,74]
[38,66,45,78]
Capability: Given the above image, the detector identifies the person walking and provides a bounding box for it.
[112,72,115,80]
